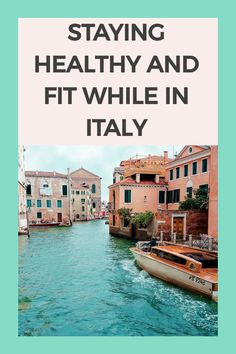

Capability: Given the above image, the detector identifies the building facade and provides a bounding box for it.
[109,154,169,237]
[71,184,92,221]
[70,168,101,216]
[25,170,72,225]
[109,146,218,240]
[165,145,218,238]
[18,146,27,234]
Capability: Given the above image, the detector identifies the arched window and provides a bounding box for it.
[92,202,96,209]
[92,184,96,193]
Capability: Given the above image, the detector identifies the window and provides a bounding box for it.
[124,189,132,203]
[167,190,180,203]
[72,190,74,195]
[173,189,180,203]
[176,167,180,179]
[82,206,85,212]
[144,196,147,203]
[167,191,173,203]
[57,200,62,208]
[202,159,208,173]
[37,200,42,208]
[37,212,42,219]
[81,198,85,204]
[26,184,31,195]
[170,169,173,180]
[186,187,192,198]
[92,184,96,193]
[159,191,165,204]
[46,200,51,208]
[43,184,48,188]
[184,165,188,177]
[93,202,96,209]
[26,199,32,208]
[192,162,197,175]
[81,191,85,195]
[62,185,68,196]
[76,191,80,195]
[189,147,192,153]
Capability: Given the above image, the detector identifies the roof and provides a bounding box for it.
[175,145,210,160]
[70,167,100,179]
[109,176,167,188]
[120,154,173,167]
[25,170,67,178]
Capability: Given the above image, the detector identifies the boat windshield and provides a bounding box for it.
[182,253,218,268]
[151,248,187,265]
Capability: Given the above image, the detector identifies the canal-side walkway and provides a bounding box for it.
[18,220,218,336]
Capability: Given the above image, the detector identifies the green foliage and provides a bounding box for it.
[179,187,209,211]
[117,208,132,221]
[132,211,154,228]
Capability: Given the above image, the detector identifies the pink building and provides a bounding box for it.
[165,145,218,239]
[25,170,72,226]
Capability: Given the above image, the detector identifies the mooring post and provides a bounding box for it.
[189,234,193,247]
[173,232,177,244]
[208,237,213,251]
[160,231,163,243]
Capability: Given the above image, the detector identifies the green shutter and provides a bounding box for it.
[62,185,67,196]
[57,200,62,208]
[159,191,165,204]
[184,165,188,177]
[37,200,42,208]
[26,199,32,208]
[92,184,96,193]
[46,200,51,208]
[192,162,197,175]
[202,159,208,173]
[124,189,131,203]
[170,169,173,180]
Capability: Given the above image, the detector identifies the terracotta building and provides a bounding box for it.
[71,183,92,221]
[18,146,27,234]
[25,170,72,226]
[109,154,169,237]
[70,168,101,216]
[165,145,218,238]
[109,146,218,240]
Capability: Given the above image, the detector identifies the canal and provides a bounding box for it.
[18,220,218,336]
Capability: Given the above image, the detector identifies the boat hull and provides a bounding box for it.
[131,248,215,298]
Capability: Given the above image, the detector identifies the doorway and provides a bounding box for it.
[172,216,185,237]
[57,213,62,223]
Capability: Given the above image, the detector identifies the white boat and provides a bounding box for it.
[130,243,218,301]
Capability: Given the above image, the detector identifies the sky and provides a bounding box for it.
[25,145,183,200]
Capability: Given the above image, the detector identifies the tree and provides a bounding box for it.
[132,211,154,228]
[117,208,132,227]
[179,187,209,211]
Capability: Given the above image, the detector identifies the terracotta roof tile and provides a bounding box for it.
[109,176,167,188]
[25,170,67,178]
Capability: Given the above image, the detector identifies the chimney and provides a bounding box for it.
[136,174,140,183]
[164,151,168,164]
[155,175,160,183]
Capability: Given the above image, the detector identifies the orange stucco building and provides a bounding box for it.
[109,146,218,240]
[165,145,218,238]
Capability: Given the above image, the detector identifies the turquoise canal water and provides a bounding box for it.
[18,220,218,336]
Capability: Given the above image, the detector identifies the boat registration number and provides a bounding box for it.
[189,275,205,286]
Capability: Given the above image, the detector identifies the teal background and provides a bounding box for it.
[1,0,235,352]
